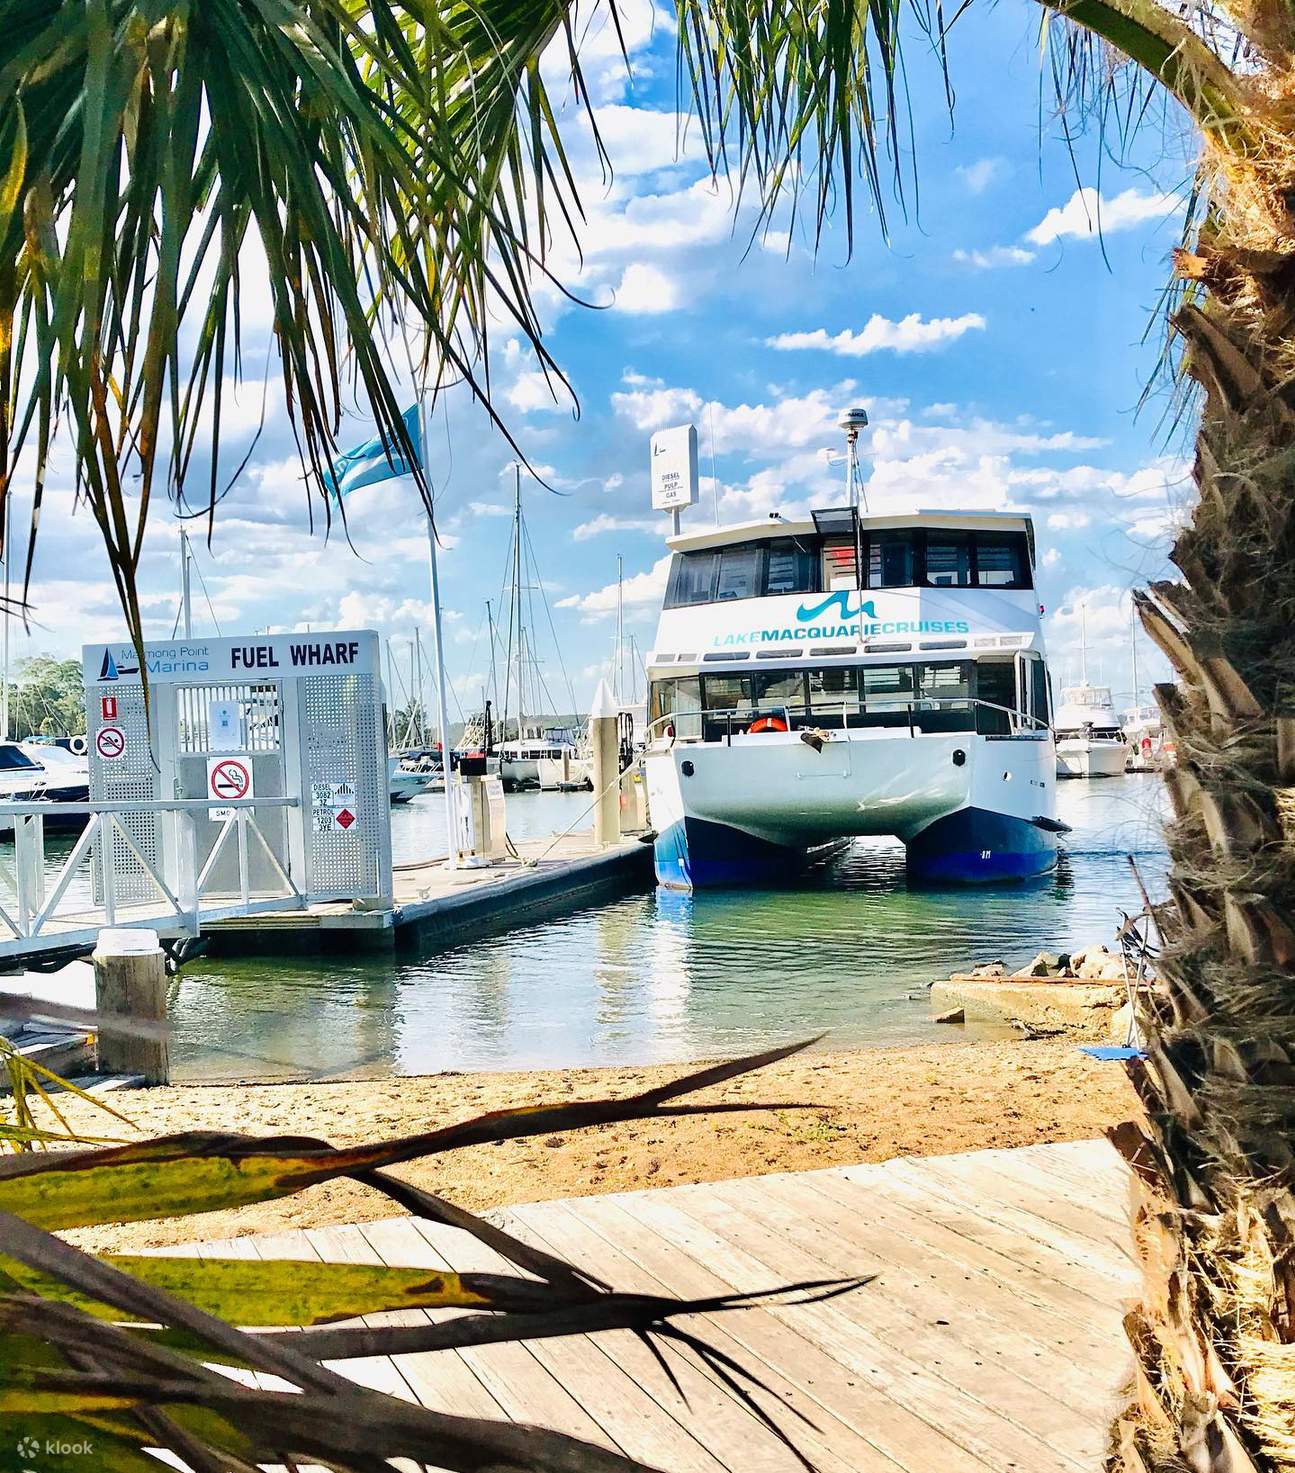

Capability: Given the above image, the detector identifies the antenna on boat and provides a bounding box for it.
[838,407,870,512]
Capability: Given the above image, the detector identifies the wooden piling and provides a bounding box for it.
[590,679,621,847]
[93,928,169,1084]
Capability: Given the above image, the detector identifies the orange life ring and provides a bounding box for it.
[748,714,789,734]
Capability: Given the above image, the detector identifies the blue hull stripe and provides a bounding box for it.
[655,808,1056,889]
[905,807,1056,884]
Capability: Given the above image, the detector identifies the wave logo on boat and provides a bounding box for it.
[796,592,877,623]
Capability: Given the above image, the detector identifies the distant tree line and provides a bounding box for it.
[4,657,85,739]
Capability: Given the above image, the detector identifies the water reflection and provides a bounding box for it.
[172,774,1171,1081]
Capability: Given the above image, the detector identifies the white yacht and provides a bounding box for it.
[498,728,581,791]
[1121,704,1165,771]
[642,505,1061,888]
[0,740,91,835]
[1053,685,1126,778]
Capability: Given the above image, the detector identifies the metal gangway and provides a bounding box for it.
[0,797,308,964]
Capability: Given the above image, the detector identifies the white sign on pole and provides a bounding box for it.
[208,699,243,751]
[206,754,254,822]
[650,424,699,511]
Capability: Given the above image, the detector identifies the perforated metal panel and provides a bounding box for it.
[302,672,387,897]
[87,681,160,903]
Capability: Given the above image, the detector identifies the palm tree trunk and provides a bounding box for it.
[1108,201,1295,1471]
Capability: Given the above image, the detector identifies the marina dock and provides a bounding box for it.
[204,831,654,952]
[193,1137,1134,1473]
[0,828,653,969]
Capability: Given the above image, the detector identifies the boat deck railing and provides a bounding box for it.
[0,796,304,958]
[646,697,1051,748]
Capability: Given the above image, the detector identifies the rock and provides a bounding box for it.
[933,1007,965,1024]
[1110,1001,1135,1043]
[1014,950,1063,979]
[969,961,1007,979]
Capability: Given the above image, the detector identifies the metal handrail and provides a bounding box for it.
[645,695,1051,746]
[0,798,305,942]
[0,796,300,816]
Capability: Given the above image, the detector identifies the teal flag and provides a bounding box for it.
[325,405,422,497]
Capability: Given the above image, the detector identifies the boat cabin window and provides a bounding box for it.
[924,532,972,587]
[764,540,818,596]
[868,532,916,588]
[974,535,1027,587]
[0,745,40,771]
[715,546,761,601]
[651,657,1053,740]
[667,552,718,607]
[665,539,818,608]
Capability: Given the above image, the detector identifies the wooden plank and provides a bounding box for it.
[506,1196,887,1473]
[873,1157,1136,1280]
[943,1142,1130,1230]
[838,1161,1135,1309]
[350,1216,517,1426]
[655,1176,1103,1471]
[606,1187,1079,1473]
[803,1168,1124,1355]
[564,1192,992,1473]
[738,1169,1122,1404]
[405,1214,727,1471]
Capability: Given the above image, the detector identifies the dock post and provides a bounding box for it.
[93,928,169,1084]
[591,679,621,847]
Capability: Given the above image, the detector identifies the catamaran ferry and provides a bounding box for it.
[642,502,1062,888]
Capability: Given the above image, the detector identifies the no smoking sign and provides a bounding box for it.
[206,755,254,821]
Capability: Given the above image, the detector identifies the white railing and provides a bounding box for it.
[644,697,1051,748]
[0,797,303,947]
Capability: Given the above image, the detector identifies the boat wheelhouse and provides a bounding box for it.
[642,506,1061,888]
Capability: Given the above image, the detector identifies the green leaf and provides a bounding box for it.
[4,1254,514,1326]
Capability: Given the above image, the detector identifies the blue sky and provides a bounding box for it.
[20,2,1195,720]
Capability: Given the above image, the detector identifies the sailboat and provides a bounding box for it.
[493,468,583,792]
[1053,603,1127,779]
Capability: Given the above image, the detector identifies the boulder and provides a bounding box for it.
[969,961,1007,979]
[1013,950,1064,979]
[933,1007,966,1024]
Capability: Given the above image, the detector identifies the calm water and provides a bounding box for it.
[168,774,1170,1082]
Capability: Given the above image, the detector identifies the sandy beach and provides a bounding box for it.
[41,1037,1138,1253]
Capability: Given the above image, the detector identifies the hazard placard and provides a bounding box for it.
[313,780,359,834]
[207,755,254,821]
[95,725,126,761]
[100,695,118,721]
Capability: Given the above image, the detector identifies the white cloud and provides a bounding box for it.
[613,262,681,313]
[1026,187,1182,247]
[557,555,671,617]
[573,513,662,540]
[505,369,576,415]
[957,158,1007,194]
[767,313,986,357]
[951,246,1036,270]
[1046,511,1091,529]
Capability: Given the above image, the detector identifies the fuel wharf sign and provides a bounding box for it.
[83,631,379,684]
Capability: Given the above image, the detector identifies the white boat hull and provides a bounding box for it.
[1055,739,1127,779]
[644,728,1058,889]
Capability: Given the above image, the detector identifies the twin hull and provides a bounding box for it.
[643,730,1058,889]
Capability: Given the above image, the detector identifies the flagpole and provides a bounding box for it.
[391,311,458,869]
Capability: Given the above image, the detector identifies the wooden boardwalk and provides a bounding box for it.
[200,1138,1136,1472]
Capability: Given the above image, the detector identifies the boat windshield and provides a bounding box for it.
[0,744,41,771]
[650,656,1043,739]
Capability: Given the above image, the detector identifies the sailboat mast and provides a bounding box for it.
[180,528,193,640]
[1079,601,1089,686]
[513,465,525,740]
[1129,604,1140,711]
[614,554,624,705]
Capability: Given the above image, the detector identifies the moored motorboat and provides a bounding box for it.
[1053,684,1126,778]
[641,419,1062,889]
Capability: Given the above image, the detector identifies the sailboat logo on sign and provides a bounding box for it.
[98,649,139,682]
